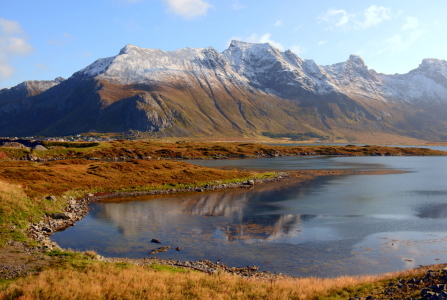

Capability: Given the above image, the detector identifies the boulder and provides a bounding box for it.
[33,145,47,150]
[45,195,57,202]
[0,142,29,149]
[149,246,170,254]
[48,212,71,220]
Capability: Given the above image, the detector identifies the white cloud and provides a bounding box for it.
[290,45,306,55]
[319,5,392,31]
[125,20,143,31]
[81,52,92,58]
[118,0,143,3]
[63,33,75,39]
[377,29,424,55]
[275,20,282,27]
[245,33,284,50]
[361,5,391,29]
[0,18,22,35]
[0,59,14,79]
[292,25,303,33]
[49,33,74,45]
[319,8,351,28]
[374,15,423,56]
[0,18,33,80]
[35,63,51,74]
[164,0,211,19]
[317,40,327,46]
[402,16,419,30]
[231,0,245,10]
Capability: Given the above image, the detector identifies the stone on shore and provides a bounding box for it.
[149,246,170,254]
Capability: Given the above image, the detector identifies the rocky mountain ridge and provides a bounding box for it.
[1,41,447,141]
[0,77,65,103]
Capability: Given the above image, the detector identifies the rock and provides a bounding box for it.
[149,246,170,254]
[431,284,447,292]
[151,239,161,244]
[33,144,47,150]
[26,154,39,161]
[42,227,52,233]
[0,142,29,149]
[176,247,183,251]
[421,288,435,297]
[45,195,57,202]
[247,180,255,186]
[48,213,72,220]
[400,283,409,292]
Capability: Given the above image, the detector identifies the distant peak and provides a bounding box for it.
[420,58,446,68]
[228,40,251,47]
[422,58,441,64]
[228,40,276,51]
[347,54,366,68]
[119,44,140,55]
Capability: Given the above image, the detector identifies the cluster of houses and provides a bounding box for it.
[0,135,114,143]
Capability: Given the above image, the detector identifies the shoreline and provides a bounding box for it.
[26,168,405,279]
[24,171,297,279]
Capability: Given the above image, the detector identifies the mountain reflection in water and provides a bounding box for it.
[91,179,317,242]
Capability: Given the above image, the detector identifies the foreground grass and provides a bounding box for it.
[0,180,64,246]
[1,255,442,300]
[0,258,397,300]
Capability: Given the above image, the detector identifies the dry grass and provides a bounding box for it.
[1,260,441,300]
[1,255,445,300]
[0,261,401,300]
[89,140,447,158]
[0,180,63,245]
[0,160,253,198]
[2,140,445,161]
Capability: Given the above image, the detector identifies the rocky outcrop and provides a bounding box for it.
[28,196,90,247]
[349,267,447,300]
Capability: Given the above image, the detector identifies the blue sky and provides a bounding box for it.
[1,0,446,89]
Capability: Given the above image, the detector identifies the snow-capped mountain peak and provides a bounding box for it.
[72,41,447,104]
[346,54,367,68]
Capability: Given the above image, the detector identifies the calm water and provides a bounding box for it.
[52,154,447,277]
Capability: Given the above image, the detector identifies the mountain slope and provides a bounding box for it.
[0,41,447,141]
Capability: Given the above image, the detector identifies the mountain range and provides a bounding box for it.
[1,40,447,142]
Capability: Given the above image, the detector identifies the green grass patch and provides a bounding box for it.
[150,264,188,273]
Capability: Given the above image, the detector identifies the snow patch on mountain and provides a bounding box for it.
[75,40,447,105]
[24,77,65,92]
[78,56,115,78]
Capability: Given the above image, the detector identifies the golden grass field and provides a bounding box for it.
[1,140,445,161]
[1,255,444,300]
